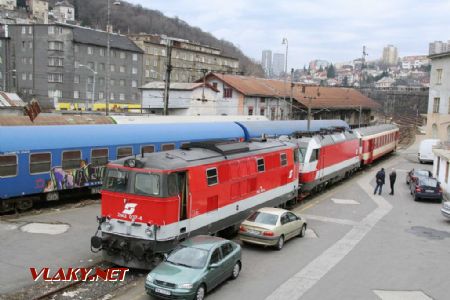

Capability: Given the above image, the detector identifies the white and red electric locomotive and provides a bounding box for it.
[287,124,399,193]
[288,129,361,192]
[91,140,299,268]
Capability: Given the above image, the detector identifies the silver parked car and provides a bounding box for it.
[441,201,450,219]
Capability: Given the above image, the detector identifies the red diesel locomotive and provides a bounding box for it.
[91,140,299,268]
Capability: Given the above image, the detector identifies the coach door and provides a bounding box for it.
[368,140,375,164]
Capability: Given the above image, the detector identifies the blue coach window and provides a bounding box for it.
[141,145,155,154]
[0,155,17,177]
[62,151,81,170]
[91,149,109,166]
[30,153,51,174]
[117,147,132,159]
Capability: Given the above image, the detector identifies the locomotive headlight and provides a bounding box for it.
[145,227,153,237]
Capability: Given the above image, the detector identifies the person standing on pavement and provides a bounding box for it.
[389,169,397,195]
[374,168,385,195]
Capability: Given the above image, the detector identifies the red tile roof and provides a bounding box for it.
[207,73,380,109]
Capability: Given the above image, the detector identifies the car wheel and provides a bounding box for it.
[299,224,307,238]
[276,235,284,250]
[231,262,241,280]
[414,195,419,202]
[195,284,206,300]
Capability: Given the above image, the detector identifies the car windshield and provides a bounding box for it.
[419,178,438,187]
[247,211,278,225]
[415,170,430,177]
[166,246,209,269]
[103,168,128,192]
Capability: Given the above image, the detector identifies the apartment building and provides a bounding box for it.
[129,34,239,85]
[2,23,143,109]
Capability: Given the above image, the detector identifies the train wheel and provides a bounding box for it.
[16,199,33,212]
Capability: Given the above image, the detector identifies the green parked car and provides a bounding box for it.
[145,235,242,300]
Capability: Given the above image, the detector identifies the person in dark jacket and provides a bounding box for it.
[389,169,397,195]
[374,168,385,195]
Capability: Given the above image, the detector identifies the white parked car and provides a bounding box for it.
[441,201,450,219]
[418,139,440,164]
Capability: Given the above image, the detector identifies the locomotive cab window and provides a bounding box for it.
[0,155,17,177]
[91,149,109,166]
[30,153,51,174]
[117,147,132,159]
[141,145,155,154]
[162,144,175,151]
[103,168,128,192]
[257,158,265,172]
[62,150,81,170]
[280,153,287,166]
[134,173,160,196]
[207,168,218,186]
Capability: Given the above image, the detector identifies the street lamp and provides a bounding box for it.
[79,64,97,110]
[282,38,288,120]
[105,0,121,116]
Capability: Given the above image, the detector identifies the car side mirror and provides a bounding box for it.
[209,263,219,269]
[163,253,168,261]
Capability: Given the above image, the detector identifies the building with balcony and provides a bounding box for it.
[129,34,239,85]
[426,51,450,140]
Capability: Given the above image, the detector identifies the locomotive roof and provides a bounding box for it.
[236,120,349,139]
[354,124,398,136]
[112,140,293,170]
[290,130,358,147]
[0,122,244,153]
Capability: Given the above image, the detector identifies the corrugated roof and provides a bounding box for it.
[207,73,380,109]
[72,27,143,53]
[0,92,25,107]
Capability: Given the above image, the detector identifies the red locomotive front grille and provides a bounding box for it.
[101,190,179,225]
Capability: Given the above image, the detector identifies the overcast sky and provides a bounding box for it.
[126,0,450,68]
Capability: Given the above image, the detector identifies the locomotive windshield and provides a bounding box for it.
[298,148,307,163]
[103,168,128,192]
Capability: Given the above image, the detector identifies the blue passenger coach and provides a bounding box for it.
[0,122,245,212]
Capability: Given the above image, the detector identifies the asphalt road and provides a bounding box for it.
[113,143,449,300]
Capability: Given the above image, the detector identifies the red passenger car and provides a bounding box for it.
[91,141,299,268]
[355,124,399,165]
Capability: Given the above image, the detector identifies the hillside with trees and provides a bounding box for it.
[50,0,264,77]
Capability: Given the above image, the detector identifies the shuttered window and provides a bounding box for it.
[117,147,132,159]
[91,149,109,166]
[62,151,81,170]
[30,153,51,174]
[0,155,17,177]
